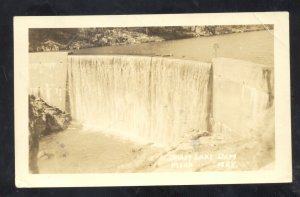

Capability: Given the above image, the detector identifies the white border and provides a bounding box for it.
[14,12,291,187]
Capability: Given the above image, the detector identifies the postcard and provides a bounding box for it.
[14,12,291,187]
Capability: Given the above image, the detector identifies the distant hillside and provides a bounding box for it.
[29,25,273,52]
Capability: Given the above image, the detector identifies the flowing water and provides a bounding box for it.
[67,55,211,145]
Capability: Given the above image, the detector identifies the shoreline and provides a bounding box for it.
[29,28,273,53]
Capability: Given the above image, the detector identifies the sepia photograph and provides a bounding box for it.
[14,13,291,187]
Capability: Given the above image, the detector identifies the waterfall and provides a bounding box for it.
[67,55,212,145]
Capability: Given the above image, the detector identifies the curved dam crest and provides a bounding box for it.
[67,55,212,145]
[29,52,274,146]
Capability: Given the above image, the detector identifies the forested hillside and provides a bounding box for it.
[29,25,273,52]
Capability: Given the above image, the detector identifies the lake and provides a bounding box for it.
[74,30,274,65]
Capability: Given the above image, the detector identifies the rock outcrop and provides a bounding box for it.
[29,95,71,173]
[29,25,274,52]
[29,95,71,136]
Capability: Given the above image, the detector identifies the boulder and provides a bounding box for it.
[29,95,71,136]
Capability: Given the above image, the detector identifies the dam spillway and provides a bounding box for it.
[67,55,212,145]
[29,52,274,147]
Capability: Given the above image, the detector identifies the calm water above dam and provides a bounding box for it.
[75,30,274,65]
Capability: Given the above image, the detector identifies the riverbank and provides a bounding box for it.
[29,25,273,52]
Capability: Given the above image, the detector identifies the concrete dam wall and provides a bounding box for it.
[29,52,69,111]
[212,58,274,137]
[29,52,274,145]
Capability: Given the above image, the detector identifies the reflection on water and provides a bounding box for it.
[75,30,274,65]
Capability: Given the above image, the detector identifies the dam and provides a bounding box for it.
[27,29,276,173]
[29,52,273,146]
